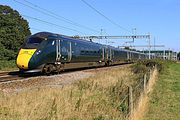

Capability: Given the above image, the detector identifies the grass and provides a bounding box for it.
[0,68,134,120]
[0,60,162,120]
[0,66,142,120]
[0,60,18,71]
[143,62,180,120]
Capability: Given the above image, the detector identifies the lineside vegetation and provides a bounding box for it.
[143,62,180,120]
[0,60,17,71]
[0,5,31,70]
[0,60,167,119]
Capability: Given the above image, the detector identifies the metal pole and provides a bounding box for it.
[148,34,151,59]
[100,29,103,44]
[168,48,171,60]
[163,49,165,60]
[154,37,156,50]
[176,52,178,60]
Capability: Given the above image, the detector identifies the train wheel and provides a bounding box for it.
[43,64,55,75]
[105,60,111,66]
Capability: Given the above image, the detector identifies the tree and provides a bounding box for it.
[178,52,180,60]
[0,5,31,60]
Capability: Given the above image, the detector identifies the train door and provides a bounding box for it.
[60,40,72,62]
[102,47,105,61]
[105,48,109,61]
[56,39,61,62]
[111,49,114,60]
[109,48,112,61]
[127,51,130,60]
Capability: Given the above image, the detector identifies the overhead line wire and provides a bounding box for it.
[80,0,132,33]
[22,14,85,34]
[24,0,100,33]
[30,27,44,32]
[13,0,100,34]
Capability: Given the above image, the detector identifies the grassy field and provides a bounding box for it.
[0,60,17,71]
[0,66,137,120]
[143,63,180,120]
[0,60,163,120]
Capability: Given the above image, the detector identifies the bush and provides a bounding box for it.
[0,60,17,70]
[132,59,170,74]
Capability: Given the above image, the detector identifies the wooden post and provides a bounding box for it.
[149,69,152,79]
[128,86,133,119]
[144,74,147,91]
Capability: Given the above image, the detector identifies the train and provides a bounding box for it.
[16,32,154,74]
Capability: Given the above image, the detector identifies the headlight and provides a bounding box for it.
[36,50,41,55]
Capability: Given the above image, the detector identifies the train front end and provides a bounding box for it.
[16,48,36,70]
[16,32,47,73]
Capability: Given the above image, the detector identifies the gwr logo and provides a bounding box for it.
[23,51,29,54]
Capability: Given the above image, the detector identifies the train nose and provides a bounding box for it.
[16,49,36,69]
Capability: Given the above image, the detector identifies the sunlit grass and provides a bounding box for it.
[143,63,180,120]
[0,66,136,120]
[0,60,163,120]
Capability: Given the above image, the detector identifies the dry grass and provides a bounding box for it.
[0,66,142,120]
[132,69,158,120]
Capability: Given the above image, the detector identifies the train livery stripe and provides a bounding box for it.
[16,49,36,69]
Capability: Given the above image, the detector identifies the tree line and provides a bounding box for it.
[178,52,180,60]
[0,5,31,60]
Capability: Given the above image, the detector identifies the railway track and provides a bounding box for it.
[0,63,131,84]
[0,64,132,94]
[0,71,9,76]
[0,71,22,83]
[0,76,21,83]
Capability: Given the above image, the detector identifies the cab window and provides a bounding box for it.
[27,37,44,44]
[22,37,44,49]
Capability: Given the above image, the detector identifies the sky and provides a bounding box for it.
[1,0,180,52]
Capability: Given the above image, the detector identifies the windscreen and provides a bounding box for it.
[27,37,44,44]
[22,37,44,49]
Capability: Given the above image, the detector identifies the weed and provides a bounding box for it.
[71,115,79,120]
[117,102,128,113]
[75,97,82,111]
[93,115,105,120]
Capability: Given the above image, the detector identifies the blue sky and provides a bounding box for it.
[1,0,180,52]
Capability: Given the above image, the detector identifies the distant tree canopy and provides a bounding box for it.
[124,47,130,50]
[124,47,137,51]
[178,52,180,60]
[0,5,31,60]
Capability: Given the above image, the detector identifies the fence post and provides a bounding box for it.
[143,74,147,91]
[128,86,133,120]
[150,69,152,76]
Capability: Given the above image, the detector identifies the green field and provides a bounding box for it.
[143,63,180,120]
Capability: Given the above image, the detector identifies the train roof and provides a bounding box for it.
[31,32,148,55]
[32,32,93,42]
[32,32,59,39]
